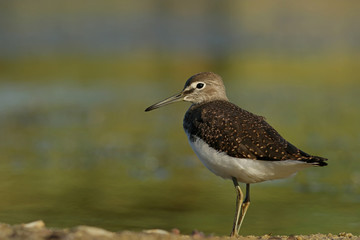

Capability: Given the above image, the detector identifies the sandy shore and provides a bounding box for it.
[0,221,358,240]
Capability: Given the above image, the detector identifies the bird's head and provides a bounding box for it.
[145,72,228,112]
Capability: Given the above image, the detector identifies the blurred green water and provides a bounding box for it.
[0,74,359,236]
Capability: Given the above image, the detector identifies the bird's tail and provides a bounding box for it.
[305,156,328,166]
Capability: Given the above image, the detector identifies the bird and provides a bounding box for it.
[145,72,327,236]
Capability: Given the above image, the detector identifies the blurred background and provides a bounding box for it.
[0,0,359,236]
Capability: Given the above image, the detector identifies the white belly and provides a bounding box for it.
[187,134,311,183]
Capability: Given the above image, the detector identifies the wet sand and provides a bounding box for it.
[0,221,357,240]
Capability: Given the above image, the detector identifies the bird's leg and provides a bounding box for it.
[236,183,251,232]
[230,177,243,237]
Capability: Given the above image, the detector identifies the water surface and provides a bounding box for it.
[0,79,359,235]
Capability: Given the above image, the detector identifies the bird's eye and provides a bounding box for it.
[196,83,205,89]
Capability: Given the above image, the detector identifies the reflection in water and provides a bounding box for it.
[0,82,359,235]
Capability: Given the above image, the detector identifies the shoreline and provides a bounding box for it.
[0,221,357,240]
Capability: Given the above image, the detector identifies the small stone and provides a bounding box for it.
[75,226,114,237]
[171,228,180,235]
[143,229,170,234]
[23,220,45,229]
[191,229,205,238]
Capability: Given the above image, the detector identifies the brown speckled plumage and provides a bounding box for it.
[184,100,327,166]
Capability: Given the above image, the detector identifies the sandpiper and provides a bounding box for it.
[145,72,327,236]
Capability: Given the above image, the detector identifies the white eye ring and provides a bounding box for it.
[191,82,206,90]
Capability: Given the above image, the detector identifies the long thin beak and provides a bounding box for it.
[145,92,183,112]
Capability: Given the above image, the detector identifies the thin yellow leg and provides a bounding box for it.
[230,177,243,237]
[237,184,251,231]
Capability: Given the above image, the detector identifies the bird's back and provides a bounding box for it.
[183,100,327,166]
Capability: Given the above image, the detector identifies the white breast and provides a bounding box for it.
[186,133,311,184]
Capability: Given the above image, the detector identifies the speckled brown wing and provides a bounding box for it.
[183,100,327,165]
